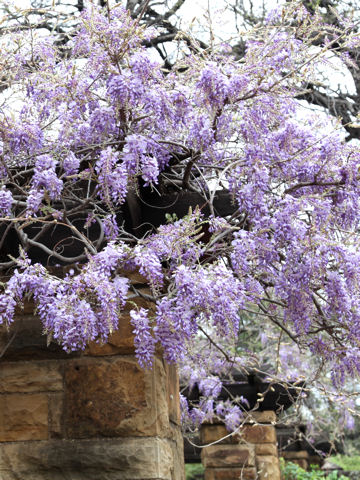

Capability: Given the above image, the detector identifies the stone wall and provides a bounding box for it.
[200,411,280,480]
[0,277,185,480]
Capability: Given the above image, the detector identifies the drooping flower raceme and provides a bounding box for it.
[0,187,13,216]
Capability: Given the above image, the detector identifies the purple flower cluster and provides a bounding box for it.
[133,245,163,289]
[0,187,13,216]
[102,214,119,241]
[30,155,63,208]
[7,122,44,157]
[62,152,80,176]
[196,62,229,108]
[26,189,44,216]
[122,135,163,185]
[130,308,156,368]
[144,212,205,269]
[95,148,128,206]
[0,247,129,351]
[107,73,142,107]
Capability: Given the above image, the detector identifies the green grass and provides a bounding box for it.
[330,455,360,471]
[185,463,204,480]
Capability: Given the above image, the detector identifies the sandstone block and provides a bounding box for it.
[0,394,48,442]
[282,450,309,460]
[169,423,186,480]
[48,393,63,438]
[117,268,148,285]
[201,420,278,447]
[205,467,257,480]
[85,291,154,356]
[256,455,280,480]
[0,361,63,392]
[201,424,232,445]
[165,363,180,425]
[85,315,136,356]
[0,437,174,480]
[242,425,276,444]
[65,356,169,438]
[0,316,79,360]
[255,443,278,456]
[245,411,276,425]
[281,451,310,470]
[201,445,255,468]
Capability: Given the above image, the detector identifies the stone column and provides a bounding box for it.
[0,274,185,480]
[200,411,280,480]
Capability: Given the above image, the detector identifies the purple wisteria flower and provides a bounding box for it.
[32,155,63,200]
[62,152,80,176]
[0,187,13,216]
[95,147,128,206]
[26,189,44,216]
[130,308,156,368]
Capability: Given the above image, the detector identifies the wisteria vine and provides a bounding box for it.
[1,1,360,432]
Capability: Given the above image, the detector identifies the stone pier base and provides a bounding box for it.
[0,295,184,480]
[201,411,280,480]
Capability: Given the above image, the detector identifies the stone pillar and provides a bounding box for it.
[0,277,185,480]
[200,411,280,480]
